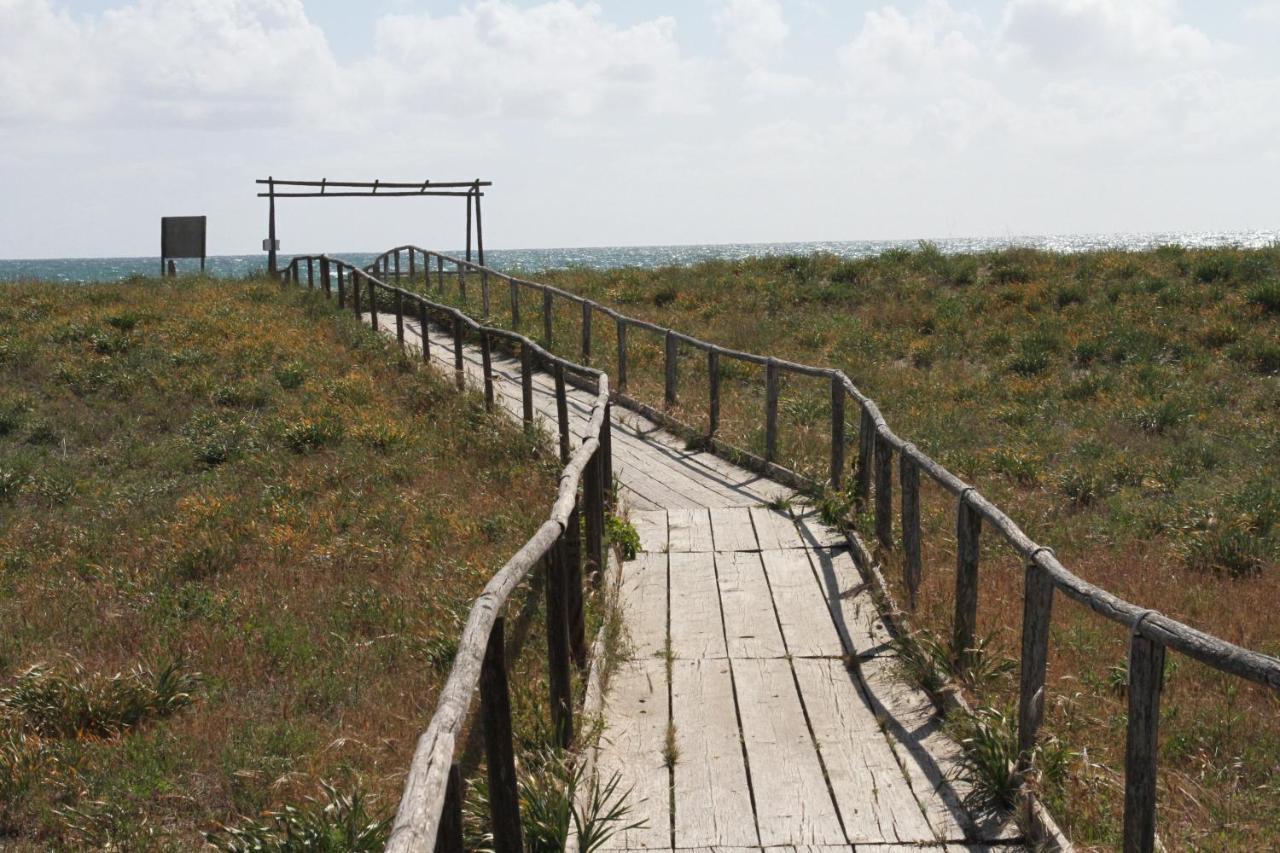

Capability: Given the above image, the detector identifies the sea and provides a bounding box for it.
[1,229,1276,283]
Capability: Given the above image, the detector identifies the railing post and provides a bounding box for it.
[480,617,524,853]
[542,289,554,347]
[830,377,845,489]
[546,538,574,748]
[616,320,628,392]
[900,452,922,609]
[452,314,465,390]
[566,498,586,668]
[1123,631,1165,853]
[555,364,570,465]
[765,359,780,463]
[583,450,605,582]
[394,248,401,281]
[708,350,720,439]
[664,331,678,407]
[855,408,874,505]
[352,271,361,315]
[435,763,465,853]
[437,254,444,292]
[874,433,893,550]
[369,281,378,331]
[419,298,431,364]
[1018,560,1054,773]
[395,288,405,350]
[509,278,520,327]
[954,496,982,664]
[408,247,415,282]
[307,257,314,288]
[481,331,495,410]
[320,256,331,298]
[581,301,592,363]
[336,265,346,308]
[459,260,467,304]
[521,342,534,429]
[481,271,491,317]
[601,401,614,505]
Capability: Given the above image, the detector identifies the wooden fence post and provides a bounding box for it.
[953,497,982,664]
[566,498,586,668]
[459,261,467,304]
[408,248,415,282]
[481,271,490,318]
[900,453,922,608]
[855,408,874,505]
[601,401,614,505]
[437,254,444,292]
[554,364,570,465]
[419,298,431,364]
[394,248,401,281]
[664,331,678,407]
[1123,631,1165,853]
[708,350,721,439]
[616,320,628,392]
[546,539,574,748]
[434,763,465,853]
[352,272,361,315]
[307,257,314,288]
[320,257,331,297]
[481,331,495,410]
[395,289,405,349]
[480,618,524,853]
[874,434,893,550]
[1018,560,1054,772]
[369,281,379,332]
[452,315,465,390]
[830,377,845,490]
[583,450,605,582]
[521,343,534,429]
[581,302,592,363]
[510,279,521,327]
[765,359,780,463]
[543,289,554,347]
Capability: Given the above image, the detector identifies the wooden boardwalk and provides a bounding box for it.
[376,310,1023,853]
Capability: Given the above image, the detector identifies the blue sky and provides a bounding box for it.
[1,0,1278,258]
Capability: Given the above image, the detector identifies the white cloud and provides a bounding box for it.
[999,0,1220,69]
[1244,2,1280,25]
[358,1,706,120]
[714,0,788,65]
[839,0,982,84]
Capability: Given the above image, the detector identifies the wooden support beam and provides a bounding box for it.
[874,434,893,550]
[369,281,378,332]
[616,320,628,392]
[581,301,592,362]
[555,364,570,465]
[452,315,465,390]
[419,298,431,364]
[583,452,605,582]
[900,454,922,609]
[855,408,874,506]
[521,343,535,428]
[1018,560,1054,771]
[566,499,586,668]
[665,330,678,407]
[320,256,331,297]
[545,541,574,748]
[481,331,495,410]
[830,377,845,490]
[395,288,405,349]
[708,349,720,438]
[765,359,780,463]
[953,497,982,664]
[480,618,524,853]
[434,763,466,853]
[1123,632,1165,853]
[543,289,554,347]
[510,278,520,327]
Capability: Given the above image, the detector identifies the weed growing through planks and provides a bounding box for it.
[607,513,641,560]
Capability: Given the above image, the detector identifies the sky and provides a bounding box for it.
[1,0,1278,259]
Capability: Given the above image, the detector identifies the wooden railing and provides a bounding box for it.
[280,254,613,853]
[343,245,1280,853]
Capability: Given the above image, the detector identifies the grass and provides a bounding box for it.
[0,275,565,847]
[398,243,1280,850]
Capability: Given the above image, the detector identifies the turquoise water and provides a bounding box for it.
[2,230,1277,283]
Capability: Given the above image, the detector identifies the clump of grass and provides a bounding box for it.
[274,361,307,389]
[205,781,390,852]
[1246,280,1280,315]
[0,659,200,740]
[949,706,1020,812]
[281,416,343,452]
[607,514,641,560]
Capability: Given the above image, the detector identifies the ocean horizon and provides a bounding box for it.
[2,228,1277,283]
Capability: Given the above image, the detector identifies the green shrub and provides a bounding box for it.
[274,362,307,390]
[1193,253,1235,283]
[282,417,343,453]
[829,260,861,285]
[1246,280,1280,315]
[951,707,1020,812]
[607,515,641,560]
[205,782,390,852]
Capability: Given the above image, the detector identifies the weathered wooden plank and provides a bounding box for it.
[667,508,714,553]
[732,657,846,846]
[669,551,726,660]
[791,659,936,844]
[759,549,845,658]
[793,510,848,549]
[806,548,893,659]
[630,509,669,554]
[709,507,758,552]
[716,550,787,660]
[671,658,757,848]
[749,506,803,550]
[595,659,671,849]
[618,553,668,661]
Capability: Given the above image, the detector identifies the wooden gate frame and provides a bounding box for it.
[255,177,492,275]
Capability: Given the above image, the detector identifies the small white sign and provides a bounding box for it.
[262,238,280,251]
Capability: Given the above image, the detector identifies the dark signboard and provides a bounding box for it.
[161,216,206,275]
